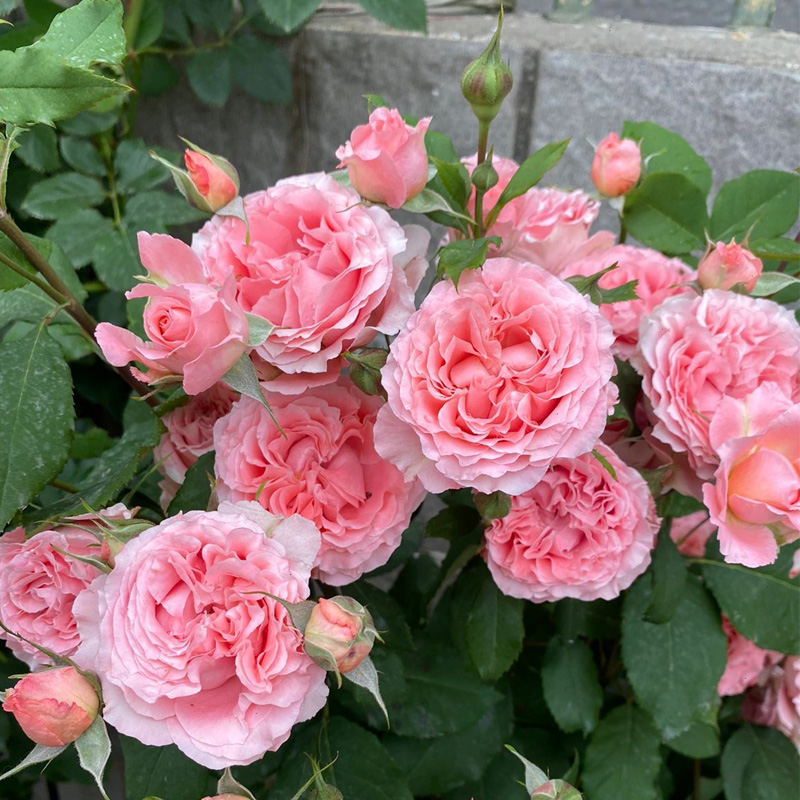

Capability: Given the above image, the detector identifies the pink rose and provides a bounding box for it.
[459,154,614,274]
[591,133,642,197]
[483,444,657,602]
[702,384,800,567]
[335,107,431,208]
[154,383,236,508]
[632,290,800,480]
[697,240,763,293]
[303,597,377,675]
[669,512,715,558]
[743,657,800,750]
[184,149,238,212]
[96,234,249,396]
[192,175,429,389]
[3,667,99,747]
[0,509,131,667]
[718,616,781,697]
[375,258,618,495]
[561,244,696,359]
[214,379,425,585]
[73,502,328,769]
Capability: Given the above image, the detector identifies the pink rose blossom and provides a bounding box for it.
[591,133,642,197]
[483,444,658,602]
[561,244,696,359]
[214,380,425,585]
[3,667,99,747]
[192,175,428,390]
[73,502,328,769]
[460,154,614,274]
[718,616,781,697]
[697,240,763,293]
[335,108,431,208]
[184,149,238,212]
[743,657,800,750]
[154,383,236,508]
[632,290,800,480]
[0,506,132,667]
[702,384,800,567]
[669,512,715,558]
[96,234,248,396]
[375,258,618,495]
[304,597,376,675]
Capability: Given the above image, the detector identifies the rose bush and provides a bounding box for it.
[1,4,799,800]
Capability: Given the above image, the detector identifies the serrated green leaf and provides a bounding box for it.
[541,636,603,735]
[167,451,215,514]
[32,0,125,69]
[665,720,720,759]
[722,725,800,800]
[46,208,114,268]
[74,715,112,800]
[0,325,74,527]
[622,576,727,739]
[355,0,426,30]
[187,47,232,107]
[645,520,687,624]
[22,172,105,220]
[710,170,800,242]
[60,135,106,176]
[749,271,800,297]
[437,236,500,286]
[92,226,141,291]
[230,33,292,103]
[0,45,127,126]
[623,171,709,254]
[583,705,662,800]
[429,157,471,210]
[124,190,207,231]
[114,139,171,194]
[58,109,117,137]
[132,0,164,50]
[0,742,67,781]
[15,125,61,173]
[749,237,800,263]
[258,0,321,32]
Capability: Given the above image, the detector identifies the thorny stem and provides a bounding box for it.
[473,120,491,238]
[138,13,254,59]
[618,218,628,245]
[99,135,123,226]
[50,479,79,494]
[0,250,67,305]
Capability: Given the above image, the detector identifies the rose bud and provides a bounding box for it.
[184,147,239,212]
[697,239,763,292]
[335,107,431,208]
[532,780,582,800]
[2,666,99,747]
[303,597,379,678]
[591,133,641,198]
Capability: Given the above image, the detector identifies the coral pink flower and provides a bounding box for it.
[483,444,657,602]
[3,667,99,747]
[0,506,132,667]
[460,154,614,274]
[336,107,431,208]
[718,616,781,697]
[154,383,236,508]
[184,149,238,211]
[214,380,425,585]
[669,512,715,558]
[698,240,762,293]
[375,258,618,495]
[703,384,800,567]
[743,657,800,750]
[632,290,800,480]
[561,244,696,359]
[192,175,429,390]
[591,133,641,197]
[74,502,328,769]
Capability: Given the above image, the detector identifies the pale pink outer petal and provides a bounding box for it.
[137,232,207,285]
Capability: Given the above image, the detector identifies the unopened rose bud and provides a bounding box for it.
[591,133,641,198]
[531,779,582,800]
[303,597,378,677]
[697,240,763,292]
[461,9,513,124]
[335,108,431,209]
[184,147,239,211]
[471,153,499,193]
[2,667,99,747]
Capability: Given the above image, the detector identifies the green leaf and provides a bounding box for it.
[583,705,662,800]
[74,716,112,800]
[46,208,114,268]
[222,354,282,433]
[426,504,481,541]
[32,0,125,69]
[58,109,117,137]
[187,47,232,107]
[355,0,427,31]
[553,597,621,641]
[0,742,67,782]
[710,170,800,242]
[622,120,712,194]
[132,0,164,50]
[92,227,141,291]
[700,543,800,654]
[425,129,460,163]
[665,720,720,759]
[167,451,215,514]
[0,45,127,126]
[0,326,74,527]
[60,136,106,176]
[429,156,471,210]
[115,139,171,194]
[402,186,471,220]
[138,54,180,98]
[722,725,800,800]
[258,0,321,32]
[622,576,727,738]
[119,737,215,800]
[644,520,687,624]
[15,125,61,173]
[437,236,501,286]
[473,489,511,521]
[749,271,800,297]
[22,172,105,220]
[749,237,800,263]
[231,33,292,104]
[541,636,603,735]
[623,172,709,254]
[451,564,524,682]
[385,694,512,797]
[485,139,570,228]
[343,656,389,727]
[124,190,207,230]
